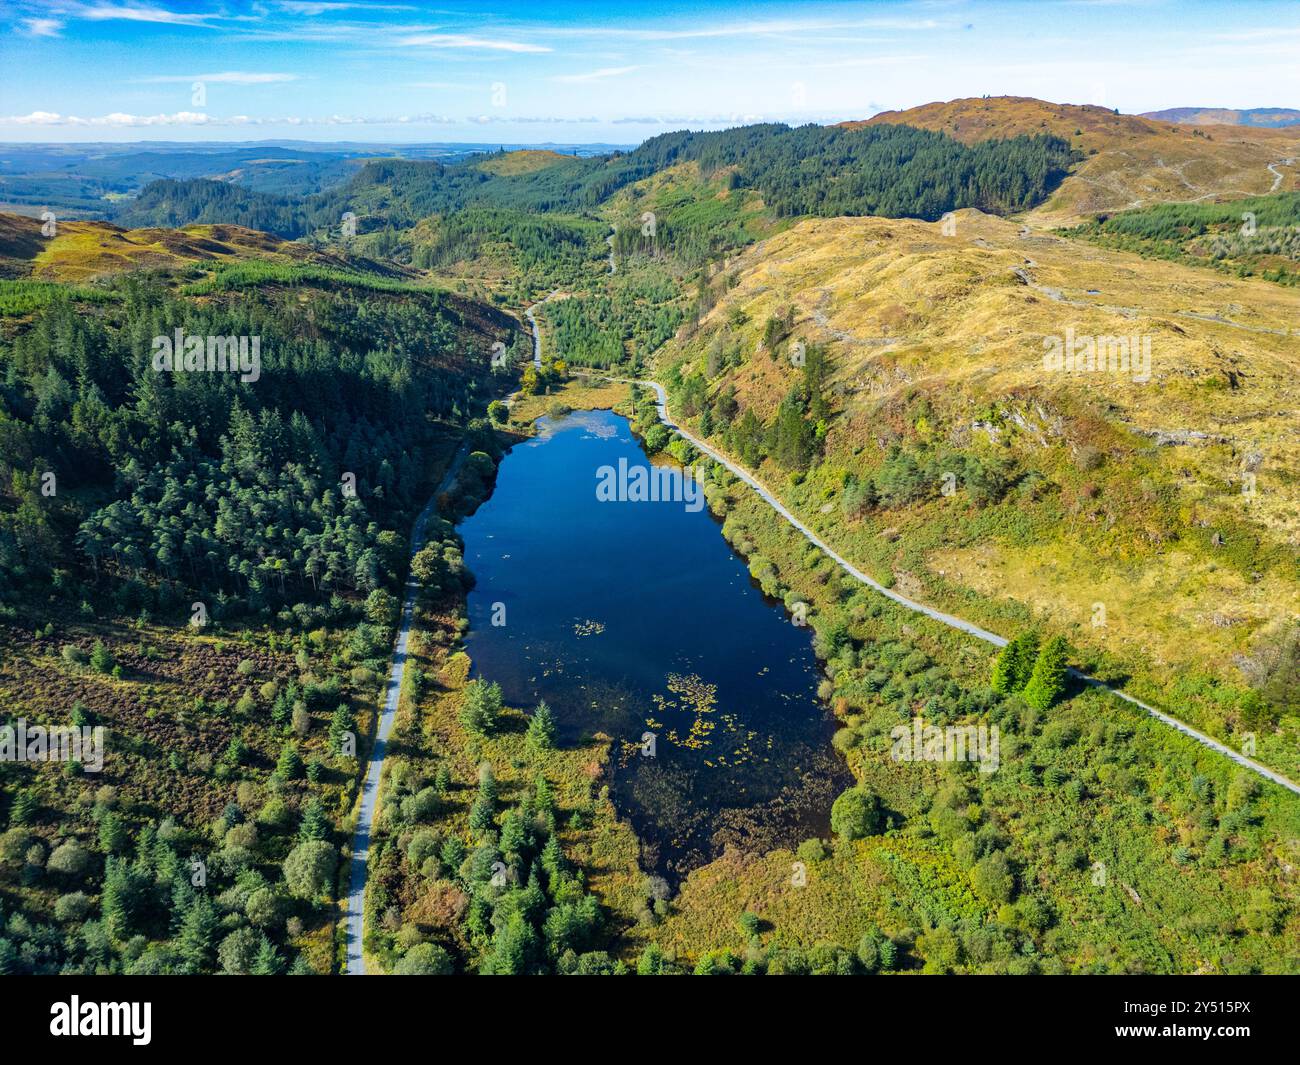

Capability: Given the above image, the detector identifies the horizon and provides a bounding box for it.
[2,0,1297,144]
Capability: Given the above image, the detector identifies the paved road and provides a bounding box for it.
[524,290,560,369]
[344,444,469,975]
[579,371,1300,797]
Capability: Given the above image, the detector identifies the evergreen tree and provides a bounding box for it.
[299,797,330,842]
[251,934,283,975]
[991,630,1040,694]
[1023,635,1070,711]
[526,700,557,752]
[459,680,502,735]
[90,640,115,674]
[10,790,37,825]
[274,742,303,782]
[178,894,218,974]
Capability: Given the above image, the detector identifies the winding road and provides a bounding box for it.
[348,295,1298,970]
[344,444,468,975]
[1266,158,1293,193]
[575,369,1300,798]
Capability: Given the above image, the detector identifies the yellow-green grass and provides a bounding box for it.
[502,377,1300,973]
[653,209,1300,775]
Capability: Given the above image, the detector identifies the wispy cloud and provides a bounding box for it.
[552,66,639,83]
[546,16,949,41]
[22,17,64,36]
[132,72,301,84]
[74,3,228,27]
[274,1,415,13]
[395,32,552,53]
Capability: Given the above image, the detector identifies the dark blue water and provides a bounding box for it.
[460,410,848,879]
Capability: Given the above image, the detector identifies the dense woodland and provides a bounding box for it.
[0,277,512,618]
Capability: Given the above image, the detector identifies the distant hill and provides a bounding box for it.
[0,210,404,283]
[473,148,573,175]
[110,123,1075,241]
[849,96,1300,225]
[1142,107,1300,128]
[850,95,1165,152]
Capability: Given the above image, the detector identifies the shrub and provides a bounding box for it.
[54,891,93,923]
[47,840,92,877]
[394,942,454,975]
[830,786,882,841]
[282,840,336,899]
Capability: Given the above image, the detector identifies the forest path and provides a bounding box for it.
[345,444,469,974]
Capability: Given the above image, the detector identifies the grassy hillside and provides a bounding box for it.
[850,96,1300,225]
[651,209,1300,777]
[0,212,400,285]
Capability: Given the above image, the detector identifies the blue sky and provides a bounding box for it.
[1,0,1297,143]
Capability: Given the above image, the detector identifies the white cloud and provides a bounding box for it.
[75,4,226,27]
[22,17,64,36]
[274,1,415,12]
[395,33,551,53]
[548,17,948,41]
[552,66,639,83]
[133,72,301,84]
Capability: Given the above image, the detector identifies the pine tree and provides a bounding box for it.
[469,796,495,834]
[178,894,218,974]
[299,797,329,841]
[1023,635,1070,711]
[10,789,37,825]
[990,630,1039,694]
[526,701,557,751]
[252,934,283,975]
[274,741,303,781]
[534,775,555,817]
[878,936,898,971]
[541,834,565,881]
[459,680,502,735]
[90,640,115,674]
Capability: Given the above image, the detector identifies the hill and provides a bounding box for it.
[473,149,574,175]
[652,208,1300,773]
[0,212,418,290]
[1143,107,1300,128]
[850,96,1300,225]
[109,122,1075,241]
